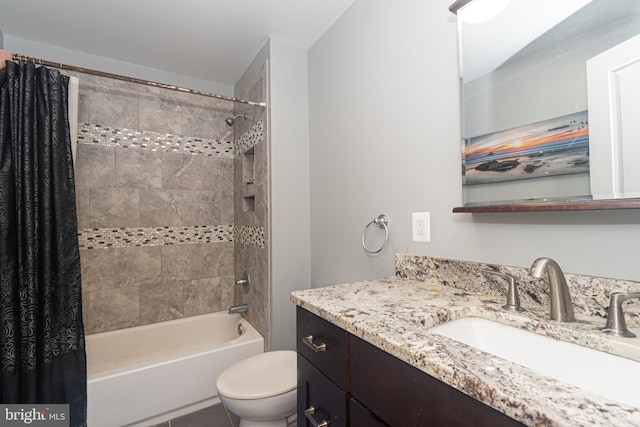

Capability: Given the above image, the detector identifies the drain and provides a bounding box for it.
[237,323,244,336]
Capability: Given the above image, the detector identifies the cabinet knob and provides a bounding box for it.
[303,335,327,352]
[305,406,331,427]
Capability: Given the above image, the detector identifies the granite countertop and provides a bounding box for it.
[290,277,640,427]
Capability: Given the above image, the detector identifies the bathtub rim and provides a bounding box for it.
[86,311,262,380]
[86,310,265,427]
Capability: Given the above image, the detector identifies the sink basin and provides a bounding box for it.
[430,317,640,408]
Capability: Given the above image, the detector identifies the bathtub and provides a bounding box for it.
[86,312,264,427]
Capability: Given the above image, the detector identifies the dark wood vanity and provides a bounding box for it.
[296,307,524,427]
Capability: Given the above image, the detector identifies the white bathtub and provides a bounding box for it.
[86,312,264,427]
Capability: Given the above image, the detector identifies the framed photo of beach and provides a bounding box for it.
[462,110,590,185]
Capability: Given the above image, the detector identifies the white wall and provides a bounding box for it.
[308,0,640,286]
[4,35,232,95]
[236,38,312,351]
[268,38,312,350]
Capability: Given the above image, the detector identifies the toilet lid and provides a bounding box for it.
[216,350,297,400]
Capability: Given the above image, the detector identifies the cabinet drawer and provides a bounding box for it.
[351,336,525,427]
[297,354,348,427]
[296,306,349,390]
[350,398,387,427]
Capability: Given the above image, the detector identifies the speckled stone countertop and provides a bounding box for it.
[291,277,640,427]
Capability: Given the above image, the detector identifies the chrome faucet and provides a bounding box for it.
[530,257,575,322]
[235,271,250,287]
[228,304,248,315]
[601,292,640,338]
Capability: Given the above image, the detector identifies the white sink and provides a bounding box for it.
[430,317,640,408]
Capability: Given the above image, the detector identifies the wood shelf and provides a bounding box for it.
[453,198,640,213]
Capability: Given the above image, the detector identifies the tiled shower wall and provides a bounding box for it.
[233,62,271,349]
[67,70,261,335]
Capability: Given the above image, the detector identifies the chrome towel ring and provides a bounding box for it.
[361,214,389,254]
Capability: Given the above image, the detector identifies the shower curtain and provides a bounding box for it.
[0,61,86,426]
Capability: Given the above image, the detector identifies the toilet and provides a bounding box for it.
[216,350,297,427]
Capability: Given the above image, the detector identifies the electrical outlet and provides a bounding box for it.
[412,212,430,242]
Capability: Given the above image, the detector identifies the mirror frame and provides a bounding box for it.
[449,0,640,213]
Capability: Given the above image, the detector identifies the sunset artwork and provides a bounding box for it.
[462,110,590,185]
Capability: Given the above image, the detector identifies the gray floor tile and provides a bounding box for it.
[169,404,239,427]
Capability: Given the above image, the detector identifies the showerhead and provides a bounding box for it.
[225,113,250,127]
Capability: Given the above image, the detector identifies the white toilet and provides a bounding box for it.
[216,350,297,427]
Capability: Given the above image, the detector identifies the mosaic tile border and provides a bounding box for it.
[235,225,266,249]
[78,224,267,249]
[78,225,234,249]
[78,123,235,158]
[235,120,264,156]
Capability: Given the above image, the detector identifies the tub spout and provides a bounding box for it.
[228,304,248,315]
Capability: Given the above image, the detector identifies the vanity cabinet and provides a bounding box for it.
[296,306,524,427]
[297,307,350,427]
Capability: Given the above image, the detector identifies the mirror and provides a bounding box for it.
[456,0,640,207]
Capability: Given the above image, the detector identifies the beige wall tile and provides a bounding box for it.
[202,242,234,277]
[80,248,115,292]
[89,187,140,228]
[139,93,181,135]
[139,282,184,325]
[75,185,91,229]
[114,246,162,287]
[140,189,183,227]
[76,69,251,335]
[75,144,115,188]
[161,244,204,282]
[184,277,223,317]
[115,147,162,189]
[161,152,203,190]
[83,84,139,129]
[181,99,233,141]
[87,287,139,333]
[181,191,218,226]
[202,156,234,192]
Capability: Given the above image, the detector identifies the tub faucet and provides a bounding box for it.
[601,292,640,338]
[530,257,575,322]
[228,304,248,315]
[235,271,250,287]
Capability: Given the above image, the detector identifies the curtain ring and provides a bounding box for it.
[361,214,389,254]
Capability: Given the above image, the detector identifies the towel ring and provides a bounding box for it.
[361,214,389,254]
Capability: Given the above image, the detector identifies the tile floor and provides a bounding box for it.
[151,403,239,427]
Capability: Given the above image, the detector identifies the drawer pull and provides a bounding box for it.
[305,406,331,427]
[303,335,327,352]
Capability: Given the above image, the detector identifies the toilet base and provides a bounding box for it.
[239,419,288,427]
[219,388,296,427]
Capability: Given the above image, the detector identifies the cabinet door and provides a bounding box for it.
[350,336,524,427]
[298,354,348,427]
[296,306,350,390]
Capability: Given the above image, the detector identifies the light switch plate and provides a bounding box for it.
[412,212,430,242]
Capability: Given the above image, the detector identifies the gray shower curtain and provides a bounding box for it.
[0,60,86,426]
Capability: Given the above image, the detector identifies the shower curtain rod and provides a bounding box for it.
[8,51,267,108]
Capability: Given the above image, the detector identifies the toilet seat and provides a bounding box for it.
[216,350,296,400]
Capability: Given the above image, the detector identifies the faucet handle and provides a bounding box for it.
[601,292,640,338]
[482,270,525,312]
[236,271,250,287]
